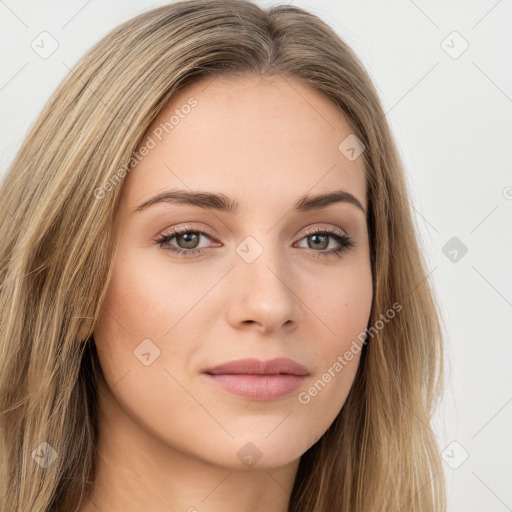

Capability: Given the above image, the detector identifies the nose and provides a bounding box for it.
[225,244,302,336]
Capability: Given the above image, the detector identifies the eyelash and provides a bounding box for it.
[154,225,355,259]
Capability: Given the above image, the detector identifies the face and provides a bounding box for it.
[93,74,373,470]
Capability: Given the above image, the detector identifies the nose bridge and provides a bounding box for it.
[227,231,301,331]
[235,232,289,289]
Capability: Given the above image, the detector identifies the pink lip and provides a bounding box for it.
[202,357,310,401]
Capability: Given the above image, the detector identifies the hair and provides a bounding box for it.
[0,0,446,510]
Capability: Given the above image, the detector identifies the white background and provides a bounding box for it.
[1,1,511,510]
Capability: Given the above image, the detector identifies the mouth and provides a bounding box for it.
[202,357,310,401]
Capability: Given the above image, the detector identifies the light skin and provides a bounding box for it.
[79,74,373,512]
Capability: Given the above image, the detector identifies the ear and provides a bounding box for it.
[76,316,95,342]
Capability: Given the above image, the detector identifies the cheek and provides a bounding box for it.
[92,249,168,386]
[92,245,217,390]
[312,259,373,353]
[297,261,372,417]
[96,247,201,340]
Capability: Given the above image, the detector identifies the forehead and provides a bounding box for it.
[121,74,367,215]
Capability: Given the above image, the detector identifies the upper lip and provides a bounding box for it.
[203,357,309,376]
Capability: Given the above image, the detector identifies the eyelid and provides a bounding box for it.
[158,224,220,244]
[301,223,348,238]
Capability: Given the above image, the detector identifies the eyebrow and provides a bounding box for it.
[134,188,366,215]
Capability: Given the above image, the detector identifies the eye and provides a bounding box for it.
[154,225,355,259]
[154,226,218,258]
[294,226,355,259]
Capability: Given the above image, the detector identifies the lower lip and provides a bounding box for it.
[203,373,308,401]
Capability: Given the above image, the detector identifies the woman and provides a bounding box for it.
[0,0,446,510]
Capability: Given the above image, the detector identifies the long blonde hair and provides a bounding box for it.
[0,1,446,510]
